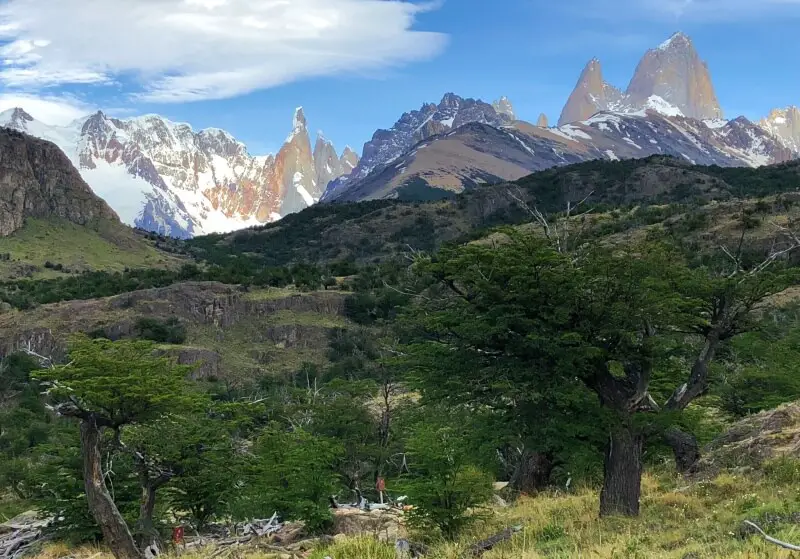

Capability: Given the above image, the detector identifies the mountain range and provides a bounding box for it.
[1,31,799,238]
[0,107,358,238]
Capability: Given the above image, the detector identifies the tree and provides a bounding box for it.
[34,336,198,559]
[232,428,342,533]
[401,229,797,517]
[398,415,493,539]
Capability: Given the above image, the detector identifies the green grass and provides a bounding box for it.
[0,218,181,279]
[0,496,29,522]
[310,462,800,558]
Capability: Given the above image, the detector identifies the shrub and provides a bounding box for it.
[399,423,494,539]
[134,317,187,344]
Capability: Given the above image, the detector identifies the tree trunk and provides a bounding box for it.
[134,484,159,551]
[599,424,643,517]
[510,450,553,494]
[664,427,700,475]
[80,417,143,559]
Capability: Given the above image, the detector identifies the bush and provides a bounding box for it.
[398,422,494,539]
[134,317,187,344]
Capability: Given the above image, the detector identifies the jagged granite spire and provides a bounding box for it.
[626,32,723,120]
[558,58,626,126]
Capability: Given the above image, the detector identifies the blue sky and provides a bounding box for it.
[0,0,799,156]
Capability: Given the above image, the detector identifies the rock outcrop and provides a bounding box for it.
[536,113,549,128]
[0,125,119,236]
[0,282,349,378]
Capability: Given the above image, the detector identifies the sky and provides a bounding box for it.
[0,0,798,156]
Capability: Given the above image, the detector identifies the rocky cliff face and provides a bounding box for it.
[626,32,722,120]
[314,133,352,201]
[0,125,119,236]
[0,281,348,378]
[273,108,320,216]
[322,92,514,201]
[558,59,627,126]
[760,107,800,153]
[0,107,355,238]
[559,33,723,125]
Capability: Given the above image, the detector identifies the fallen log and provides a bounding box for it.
[743,520,800,551]
[463,525,522,557]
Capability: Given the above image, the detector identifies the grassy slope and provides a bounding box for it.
[310,466,800,558]
[0,218,183,279]
[23,464,800,558]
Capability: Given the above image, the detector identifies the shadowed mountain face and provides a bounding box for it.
[0,126,119,237]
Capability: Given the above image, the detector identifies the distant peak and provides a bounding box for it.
[657,31,692,51]
[439,92,462,107]
[293,107,307,130]
[10,107,33,122]
[316,130,326,140]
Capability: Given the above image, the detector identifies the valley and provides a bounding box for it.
[1,20,800,559]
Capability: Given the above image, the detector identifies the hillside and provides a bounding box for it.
[0,127,185,280]
[0,282,350,382]
[185,156,800,268]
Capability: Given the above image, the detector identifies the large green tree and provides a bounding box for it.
[401,229,797,516]
[34,337,200,559]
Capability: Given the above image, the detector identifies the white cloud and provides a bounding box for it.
[0,93,93,125]
[0,0,446,102]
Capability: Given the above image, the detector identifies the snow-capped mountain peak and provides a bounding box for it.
[1,107,356,238]
[658,31,691,51]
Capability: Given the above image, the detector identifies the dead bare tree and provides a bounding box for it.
[506,186,595,256]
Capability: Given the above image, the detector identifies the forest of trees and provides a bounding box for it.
[4,184,800,557]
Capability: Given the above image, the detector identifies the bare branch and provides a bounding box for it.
[743,520,800,551]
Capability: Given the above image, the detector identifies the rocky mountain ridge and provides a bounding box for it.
[0,107,358,238]
[321,92,514,201]
[330,109,796,203]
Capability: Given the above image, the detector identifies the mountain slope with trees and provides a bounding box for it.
[3,153,800,559]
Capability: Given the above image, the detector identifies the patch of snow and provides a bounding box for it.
[293,172,315,206]
[507,132,536,156]
[703,119,728,130]
[623,137,642,150]
[558,125,592,141]
[440,116,455,128]
[81,161,151,225]
[658,32,686,51]
[605,150,619,161]
[645,95,684,117]
[270,212,282,221]
[649,139,658,144]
